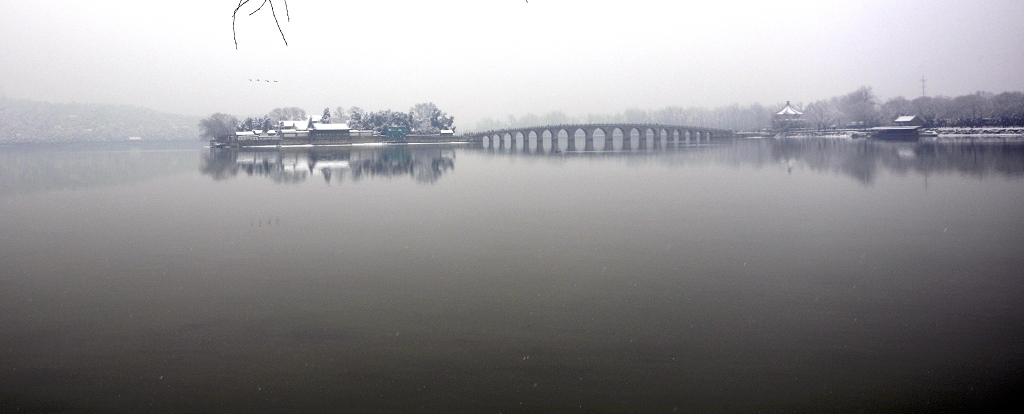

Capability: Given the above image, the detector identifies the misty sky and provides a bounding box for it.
[2,0,1021,128]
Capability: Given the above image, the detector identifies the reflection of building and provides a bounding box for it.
[202,144,458,184]
[773,101,806,132]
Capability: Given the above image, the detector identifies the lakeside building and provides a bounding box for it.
[772,101,807,133]
[871,115,924,141]
[893,115,926,127]
[311,123,352,139]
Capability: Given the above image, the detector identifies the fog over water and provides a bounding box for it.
[1,140,1023,412]
[2,1,1023,126]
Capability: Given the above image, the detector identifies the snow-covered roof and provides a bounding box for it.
[776,101,803,116]
[894,115,918,122]
[279,120,311,131]
[313,123,350,131]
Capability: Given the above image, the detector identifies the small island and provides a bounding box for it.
[203,103,469,148]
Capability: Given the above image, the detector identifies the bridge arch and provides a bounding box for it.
[511,131,525,150]
[554,129,570,152]
[501,132,513,148]
[538,130,553,153]
[609,127,625,141]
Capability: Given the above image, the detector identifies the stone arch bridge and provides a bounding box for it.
[469,123,734,150]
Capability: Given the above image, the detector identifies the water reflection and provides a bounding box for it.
[475,137,1024,184]
[752,138,1024,184]
[201,145,458,184]
[3,137,1024,413]
[0,142,198,197]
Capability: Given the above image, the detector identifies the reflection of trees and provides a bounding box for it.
[200,145,457,184]
[765,139,881,183]
[200,148,240,180]
[349,147,455,184]
[469,138,1024,184]
[201,140,1024,186]
[753,138,1024,184]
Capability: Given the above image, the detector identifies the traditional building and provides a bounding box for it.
[870,115,925,141]
[773,101,806,132]
[311,123,351,139]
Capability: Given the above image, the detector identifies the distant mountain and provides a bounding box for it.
[0,97,201,143]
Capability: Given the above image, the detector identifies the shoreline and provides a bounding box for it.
[745,127,1024,140]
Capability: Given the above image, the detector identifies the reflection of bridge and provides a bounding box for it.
[470,123,733,151]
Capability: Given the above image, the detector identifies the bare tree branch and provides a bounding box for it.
[232,0,289,50]
[232,0,252,50]
[268,0,288,46]
[249,0,268,16]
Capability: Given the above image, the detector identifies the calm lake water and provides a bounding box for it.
[1,138,1023,413]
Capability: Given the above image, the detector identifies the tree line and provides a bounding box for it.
[803,87,1024,130]
[343,103,455,135]
[0,97,200,143]
[470,88,1024,132]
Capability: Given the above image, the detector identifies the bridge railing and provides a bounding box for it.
[468,123,734,137]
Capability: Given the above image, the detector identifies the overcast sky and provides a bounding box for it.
[2,0,1021,127]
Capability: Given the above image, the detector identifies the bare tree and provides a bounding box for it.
[991,92,1024,126]
[950,92,992,126]
[333,107,350,123]
[267,107,306,122]
[805,100,840,131]
[233,0,291,49]
[410,103,440,133]
[880,96,914,125]
[199,113,240,139]
[838,86,880,128]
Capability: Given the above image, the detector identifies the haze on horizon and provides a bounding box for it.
[2,0,1021,129]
